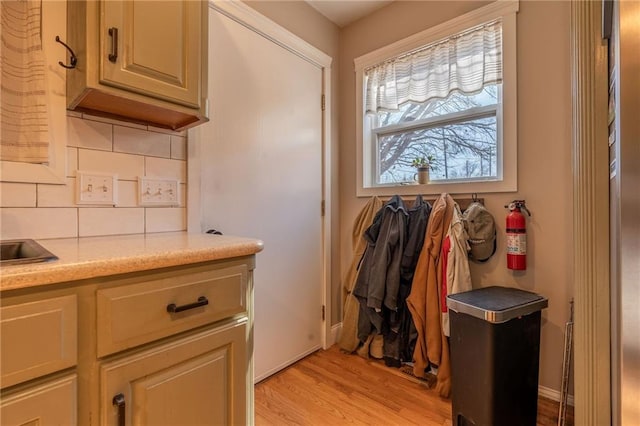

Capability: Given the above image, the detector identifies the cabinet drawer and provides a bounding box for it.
[1,374,77,426]
[97,263,247,357]
[0,295,77,389]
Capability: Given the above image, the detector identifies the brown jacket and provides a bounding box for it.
[338,196,384,352]
[406,193,455,397]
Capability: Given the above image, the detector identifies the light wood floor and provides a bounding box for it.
[255,345,573,426]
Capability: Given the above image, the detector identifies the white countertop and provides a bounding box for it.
[0,232,263,291]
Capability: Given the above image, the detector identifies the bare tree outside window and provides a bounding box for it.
[373,85,499,184]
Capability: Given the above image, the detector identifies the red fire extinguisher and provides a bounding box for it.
[505,200,531,270]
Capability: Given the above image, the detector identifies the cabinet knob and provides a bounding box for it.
[112,393,125,426]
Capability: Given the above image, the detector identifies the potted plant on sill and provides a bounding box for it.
[412,155,434,184]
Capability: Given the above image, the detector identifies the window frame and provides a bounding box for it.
[355,0,519,197]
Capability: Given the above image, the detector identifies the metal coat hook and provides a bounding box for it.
[55,36,77,69]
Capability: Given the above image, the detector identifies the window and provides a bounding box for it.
[373,86,500,185]
[355,1,519,196]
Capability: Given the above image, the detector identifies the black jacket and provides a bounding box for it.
[385,195,432,365]
[400,195,432,284]
[353,195,408,341]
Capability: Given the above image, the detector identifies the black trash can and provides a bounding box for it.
[447,286,548,426]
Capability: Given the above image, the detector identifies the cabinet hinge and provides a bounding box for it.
[322,305,326,321]
[321,200,325,217]
[321,94,325,111]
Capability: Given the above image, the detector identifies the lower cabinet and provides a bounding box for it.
[0,295,78,426]
[1,256,255,426]
[101,318,248,426]
[0,375,77,426]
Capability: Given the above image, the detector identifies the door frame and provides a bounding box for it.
[570,0,611,423]
[189,0,334,350]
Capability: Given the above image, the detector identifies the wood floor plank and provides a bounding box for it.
[255,381,309,425]
[302,351,439,414]
[285,361,422,425]
[255,345,573,426]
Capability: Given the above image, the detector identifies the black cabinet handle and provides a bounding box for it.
[108,27,118,62]
[112,393,125,426]
[167,296,209,314]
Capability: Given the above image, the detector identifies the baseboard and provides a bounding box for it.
[539,385,575,407]
[329,322,342,346]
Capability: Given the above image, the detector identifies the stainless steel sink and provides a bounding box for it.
[0,239,58,266]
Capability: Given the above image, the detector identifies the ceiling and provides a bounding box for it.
[305,0,393,27]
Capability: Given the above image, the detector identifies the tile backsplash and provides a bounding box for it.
[0,113,187,240]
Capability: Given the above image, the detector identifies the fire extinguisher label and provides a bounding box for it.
[507,234,527,255]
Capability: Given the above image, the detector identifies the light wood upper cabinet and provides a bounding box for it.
[67,0,208,130]
[100,1,202,108]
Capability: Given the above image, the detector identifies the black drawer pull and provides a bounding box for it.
[167,296,209,313]
[112,393,125,426]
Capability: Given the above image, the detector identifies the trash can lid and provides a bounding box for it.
[446,286,548,323]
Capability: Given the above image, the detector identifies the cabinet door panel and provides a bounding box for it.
[101,320,247,426]
[133,350,227,425]
[0,295,77,388]
[0,375,77,426]
[128,2,184,84]
[100,1,202,108]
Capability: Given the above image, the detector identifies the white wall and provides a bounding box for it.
[0,113,187,240]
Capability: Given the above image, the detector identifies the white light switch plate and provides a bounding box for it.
[76,171,118,205]
[138,177,180,206]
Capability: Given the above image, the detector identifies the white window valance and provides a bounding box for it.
[364,20,503,113]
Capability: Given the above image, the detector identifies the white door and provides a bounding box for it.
[199,7,324,382]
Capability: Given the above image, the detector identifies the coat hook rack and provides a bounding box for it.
[381,195,483,212]
[55,36,77,69]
